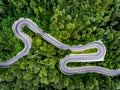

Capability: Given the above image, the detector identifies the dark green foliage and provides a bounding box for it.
[0,0,120,89]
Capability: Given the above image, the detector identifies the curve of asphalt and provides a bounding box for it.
[0,18,119,76]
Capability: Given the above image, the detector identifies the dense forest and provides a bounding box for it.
[0,0,120,89]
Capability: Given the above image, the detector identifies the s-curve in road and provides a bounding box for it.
[0,18,120,76]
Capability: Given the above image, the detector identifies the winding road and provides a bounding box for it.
[0,18,120,76]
